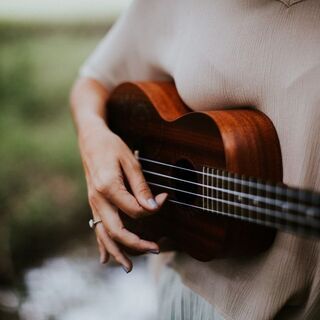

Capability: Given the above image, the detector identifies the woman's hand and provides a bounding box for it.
[71,77,167,273]
[81,123,167,272]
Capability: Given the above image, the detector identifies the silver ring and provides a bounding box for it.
[89,218,102,229]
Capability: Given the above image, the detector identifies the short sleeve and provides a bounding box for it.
[79,0,172,90]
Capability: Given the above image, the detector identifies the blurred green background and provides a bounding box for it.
[0,21,108,279]
[0,2,161,320]
[0,0,130,300]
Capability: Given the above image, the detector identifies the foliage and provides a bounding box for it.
[0,23,107,273]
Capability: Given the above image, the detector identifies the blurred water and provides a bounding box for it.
[18,254,157,320]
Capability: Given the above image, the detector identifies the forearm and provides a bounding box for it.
[70,77,110,136]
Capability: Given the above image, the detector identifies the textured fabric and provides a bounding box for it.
[157,266,224,320]
[80,0,320,319]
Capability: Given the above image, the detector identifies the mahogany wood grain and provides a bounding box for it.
[106,82,283,261]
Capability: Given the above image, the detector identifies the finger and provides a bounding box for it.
[95,195,159,252]
[97,237,109,264]
[109,223,159,254]
[96,224,132,273]
[155,192,169,206]
[94,167,149,219]
[121,153,169,212]
[111,184,148,218]
[90,202,109,264]
[120,155,158,210]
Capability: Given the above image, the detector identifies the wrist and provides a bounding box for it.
[78,114,111,140]
[70,76,112,141]
[77,111,105,130]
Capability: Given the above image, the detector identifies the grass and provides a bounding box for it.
[0,22,109,275]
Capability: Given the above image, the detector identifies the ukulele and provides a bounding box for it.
[106,82,320,261]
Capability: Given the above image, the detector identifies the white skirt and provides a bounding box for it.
[157,266,224,320]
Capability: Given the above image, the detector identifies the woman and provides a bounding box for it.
[71,1,320,319]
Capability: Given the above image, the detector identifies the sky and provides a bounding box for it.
[0,0,133,22]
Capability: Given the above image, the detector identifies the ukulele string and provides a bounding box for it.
[142,169,313,214]
[138,156,295,198]
[138,157,320,217]
[168,199,319,233]
[145,181,320,227]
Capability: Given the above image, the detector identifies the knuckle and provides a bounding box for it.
[113,253,122,263]
[94,173,113,195]
[88,190,98,207]
[96,236,102,245]
[125,158,141,173]
[136,180,150,195]
[96,172,125,198]
[95,227,104,238]
[108,228,120,241]
[130,239,141,249]
[95,181,109,195]
[132,161,141,172]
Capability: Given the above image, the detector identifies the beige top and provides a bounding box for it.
[80,0,320,319]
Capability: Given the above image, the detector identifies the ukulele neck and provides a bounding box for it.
[201,166,320,236]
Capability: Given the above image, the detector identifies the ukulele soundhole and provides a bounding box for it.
[172,159,199,205]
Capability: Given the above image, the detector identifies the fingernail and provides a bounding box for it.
[147,249,160,254]
[100,256,105,264]
[122,265,130,273]
[147,198,158,209]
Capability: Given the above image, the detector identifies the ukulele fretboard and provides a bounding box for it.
[201,167,320,236]
[138,154,320,237]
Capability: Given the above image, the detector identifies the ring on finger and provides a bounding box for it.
[89,218,103,229]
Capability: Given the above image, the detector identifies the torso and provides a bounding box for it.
[149,0,320,191]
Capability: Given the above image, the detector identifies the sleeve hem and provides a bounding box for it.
[79,65,114,90]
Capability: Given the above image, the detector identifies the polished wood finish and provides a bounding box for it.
[107,82,283,261]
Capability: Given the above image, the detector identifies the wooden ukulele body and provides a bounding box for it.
[107,82,283,261]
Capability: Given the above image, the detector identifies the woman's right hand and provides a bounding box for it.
[71,77,167,273]
[79,120,167,273]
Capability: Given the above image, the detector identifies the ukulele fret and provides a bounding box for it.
[199,165,320,235]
